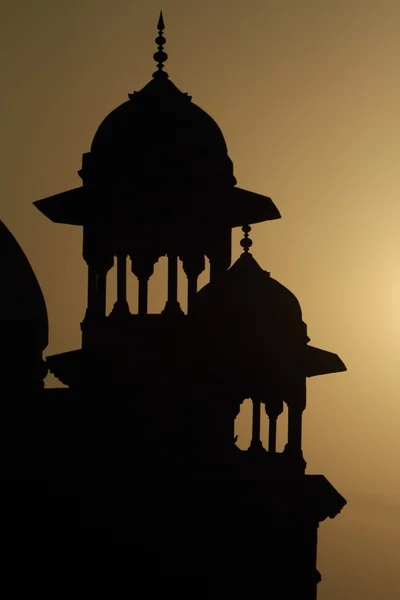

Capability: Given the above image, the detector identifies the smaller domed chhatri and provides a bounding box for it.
[194,224,345,380]
[191,225,345,472]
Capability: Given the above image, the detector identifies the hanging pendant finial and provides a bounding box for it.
[240,225,253,253]
[153,11,168,79]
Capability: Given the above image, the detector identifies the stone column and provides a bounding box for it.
[182,253,205,314]
[110,252,130,318]
[285,377,307,471]
[249,397,263,451]
[130,253,158,316]
[265,395,283,453]
[162,254,184,316]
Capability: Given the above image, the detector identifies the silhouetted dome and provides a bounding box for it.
[34,20,281,227]
[196,252,303,327]
[0,221,48,351]
[192,252,308,374]
[88,77,236,194]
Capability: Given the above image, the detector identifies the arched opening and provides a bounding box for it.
[276,403,288,453]
[197,256,211,292]
[177,258,187,314]
[235,397,288,453]
[126,264,138,314]
[106,256,135,317]
[106,261,117,316]
[260,405,270,450]
[147,256,168,314]
[179,254,209,314]
[234,398,252,450]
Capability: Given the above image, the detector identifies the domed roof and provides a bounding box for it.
[34,13,281,228]
[192,248,347,380]
[192,251,308,378]
[88,76,236,192]
[194,251,306,340]
[0,221,48,350]
[87,13,235,194]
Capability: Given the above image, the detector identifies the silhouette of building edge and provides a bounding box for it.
[2,14,346,598]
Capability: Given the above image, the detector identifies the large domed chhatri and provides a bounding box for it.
[35,12,280,228]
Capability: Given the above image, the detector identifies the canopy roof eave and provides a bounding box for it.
[34,184,280,227]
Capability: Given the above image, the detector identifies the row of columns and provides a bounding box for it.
[248,380,306,457]
[82,223,231,320]
[84,252,212,320]
[82,220,232,320]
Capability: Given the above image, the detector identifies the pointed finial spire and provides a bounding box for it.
[153,11,168,79]
[240,225,253,253]
[157,10,165,31]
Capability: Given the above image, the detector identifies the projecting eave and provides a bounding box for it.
[33,185,280,227]
[305,345,346,378]
[46,349,82,387]
[222,186,281,226]
[34,187,90,225]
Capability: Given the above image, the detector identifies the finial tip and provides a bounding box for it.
[157,11,165,31]
[153,10,168,79]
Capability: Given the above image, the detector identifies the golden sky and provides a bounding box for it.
[1,1,400,597]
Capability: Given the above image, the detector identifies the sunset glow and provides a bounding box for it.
[1,2,400,598]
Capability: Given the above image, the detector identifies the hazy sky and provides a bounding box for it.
[1,1,400,597]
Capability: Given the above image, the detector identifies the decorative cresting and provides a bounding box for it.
[153,11,168,79]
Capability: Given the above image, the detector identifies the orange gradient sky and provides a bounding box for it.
[1,1,400,598]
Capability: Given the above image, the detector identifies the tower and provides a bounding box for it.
[29,13,346,598]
